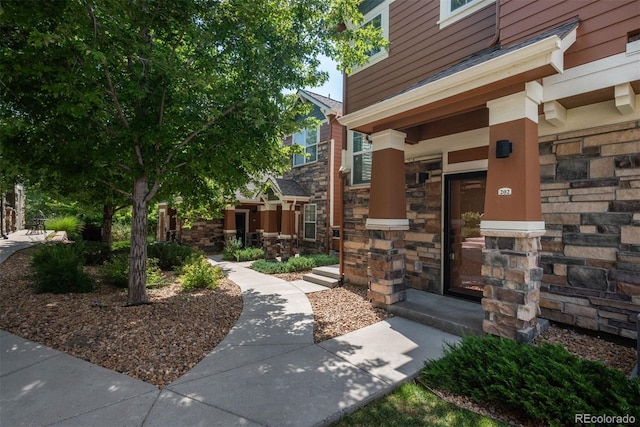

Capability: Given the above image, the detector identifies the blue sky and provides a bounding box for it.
[304,54,343,101]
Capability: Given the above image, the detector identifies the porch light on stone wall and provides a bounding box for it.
[496,139,513,158]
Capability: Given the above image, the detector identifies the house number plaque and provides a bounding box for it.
[498,187,512,196]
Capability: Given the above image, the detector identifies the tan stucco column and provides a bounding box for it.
[481,82,545,343]
[262,203,279,260]
[366,129,409,306]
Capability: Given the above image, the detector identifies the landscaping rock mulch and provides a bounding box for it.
[306,283,393,343]
[0,247,242,389]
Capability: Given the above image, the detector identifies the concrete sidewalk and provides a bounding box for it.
[1,236,461,426]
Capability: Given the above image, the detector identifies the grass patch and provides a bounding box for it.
[333,382,507,427]
[421,335,640,426]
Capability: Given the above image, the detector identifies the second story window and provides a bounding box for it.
[352,131,372,185]
[439,0,494,29]
[293,127,319,166]
[350,0,391,74]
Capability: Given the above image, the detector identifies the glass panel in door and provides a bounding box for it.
[445,172,486,299]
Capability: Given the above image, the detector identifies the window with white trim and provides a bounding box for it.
[293,127,319,166]
[303,204,317,240]
[352,131,372,185]
[439,0,494,29]
[350,0,391,74]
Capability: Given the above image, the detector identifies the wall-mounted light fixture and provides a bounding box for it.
[417,172,429,184]
[496,139,513,158]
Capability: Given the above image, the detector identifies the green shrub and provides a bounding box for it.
[179,255,223,290]
[30,243,94,293]
[285,256,315,272]
[233,247,264,262]
[78,241,111,265]
[223,237,243,260]
[111,240,131,254]
[147,242,196,270]
[45,216,85,240]
[111,222,131,242]
[421,335,640,426]
[307,253,338,267]
[101,254,170,289]
[250,258,288,274]
[101,253,130,288]
[250,254,335,274]
[146,257,170,289]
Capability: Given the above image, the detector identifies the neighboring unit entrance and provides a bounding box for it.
[444,171,487,300]
[235,212,247,247]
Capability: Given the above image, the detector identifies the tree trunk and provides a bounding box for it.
[128,177,149,306]
[102,204,114,247]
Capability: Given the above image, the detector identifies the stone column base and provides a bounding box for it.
[263,233,278,260]
[280,237,292,262]
[223,230,236,242]
[481,231,544,343]
[367,229,406,307]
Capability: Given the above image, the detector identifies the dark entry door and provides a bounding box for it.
[444,171,487,300]
[235,212,246,248]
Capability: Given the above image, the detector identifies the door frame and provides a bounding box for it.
[443,170,487,300]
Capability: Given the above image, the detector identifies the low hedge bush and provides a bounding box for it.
[233,247,265,262]
[421,335,640,426]
[222,237,243,261]
[30,243,94,293]
[250,253,338,274]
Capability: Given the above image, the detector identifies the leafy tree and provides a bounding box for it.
[0,0,385,305]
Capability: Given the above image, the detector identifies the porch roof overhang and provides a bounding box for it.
[259,177,311,204]
[339,19,579,135]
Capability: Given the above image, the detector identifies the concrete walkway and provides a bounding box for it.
[1,231,461,426]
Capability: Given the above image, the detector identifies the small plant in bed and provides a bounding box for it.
[421,335,640,427]
[178,255,223,290]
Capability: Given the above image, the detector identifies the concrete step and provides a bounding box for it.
[311,265,341,280]
[302,273,340,289]
[386,289,485,338]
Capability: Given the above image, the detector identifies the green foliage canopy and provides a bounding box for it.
[0,0,385,304]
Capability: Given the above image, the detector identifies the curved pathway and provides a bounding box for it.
[1,232,460,426]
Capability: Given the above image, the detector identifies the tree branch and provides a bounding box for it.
[101,180,131,198]
[104,67,130,129]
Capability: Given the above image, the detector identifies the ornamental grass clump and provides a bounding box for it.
[30,243,94,293]
[179,255,223,290]
[421,335,640,427]
[44,216,85,240]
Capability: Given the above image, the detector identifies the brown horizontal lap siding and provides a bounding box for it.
[346,0,497,114]
[500,0,639,68]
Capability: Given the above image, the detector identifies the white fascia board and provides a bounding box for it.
[339,34,570,130]
[543,49,640,102]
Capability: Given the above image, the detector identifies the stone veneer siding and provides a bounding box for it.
[180,218,224,253]
[404,158,443,293]
[343,157,444,289]
[342,121,639,340]
[283,141,330,254]
[539,120,640,340]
